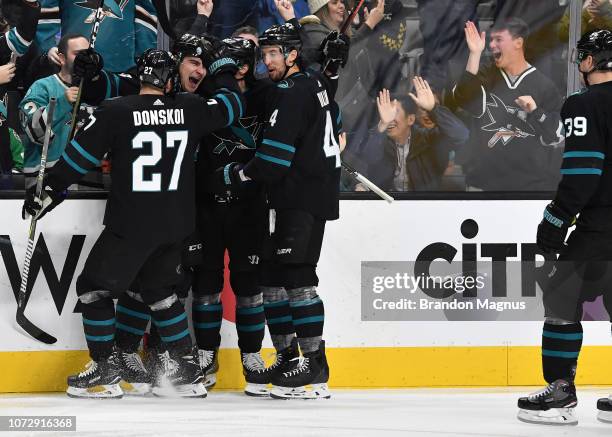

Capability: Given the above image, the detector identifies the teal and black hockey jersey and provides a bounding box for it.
[20,74,76,185]
[36,0,157,72]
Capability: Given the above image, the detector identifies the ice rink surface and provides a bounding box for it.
[1,388,612,437]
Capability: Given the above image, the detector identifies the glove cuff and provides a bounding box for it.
[544,202,574,228]
[209,57,237,76]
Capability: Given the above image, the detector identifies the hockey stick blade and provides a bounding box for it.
[16,310,57,344]
[342,163,394,203]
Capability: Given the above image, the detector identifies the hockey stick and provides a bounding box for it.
[65,0,105,145]
[16,98,58,344]
[342,162,394,203]
[153,0,177,39]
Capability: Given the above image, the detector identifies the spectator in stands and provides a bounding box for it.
[258,0,309,33]
[416,0,479,93]
[37,0,157,73]
[20,34,91,189]
[207,0,258,38]
[559,0,612,43]
[174,0,214,36]
[359,77,469,191]
[450,19,564,192]
[232,25,259,44]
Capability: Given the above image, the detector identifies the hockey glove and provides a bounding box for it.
[73,48,104,81]
[320,31,351,74]
[212,162,250,195]
[23,106,54,145]
[201,37,239,76]
[22,181,66,221]
[536,202,576,254]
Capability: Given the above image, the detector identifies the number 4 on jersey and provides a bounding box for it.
[323,111,341,168]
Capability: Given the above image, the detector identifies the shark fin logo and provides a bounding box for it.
[481,93,535,148]
[212,116,261,155]
[76,0,126,23]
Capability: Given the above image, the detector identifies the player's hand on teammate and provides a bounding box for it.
[22,182,66,221]
[464,21,486,55]
[213,162,250,195]
[201,36,239,76]
[536,202,575,254]
[320,31,351,70]
[376,88,398,132]
[514,95,537,113]
[197,0,213,17]
[409,76,436,112]
[274,0,296,21]
[0,62,16,85]
[73,48,104,81]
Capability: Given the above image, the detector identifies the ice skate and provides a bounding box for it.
[517,379,578,425]
[66,352,123,399]
[117,350,151,396]
[597,395,612,423]
[270,340,330,400]
[198,348,218,389]
[241,351,270,397]
[152,348,207,398]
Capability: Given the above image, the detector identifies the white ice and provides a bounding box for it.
[1,388,611,437]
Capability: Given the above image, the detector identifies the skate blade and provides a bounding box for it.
[152,382,207,398]
[270,383,331,400]
[597,410,612,424]
[120,381,151,396]
[517,408,577,425]
[244,383,270,397]
[204,373,216,390]
[66,384,123,399]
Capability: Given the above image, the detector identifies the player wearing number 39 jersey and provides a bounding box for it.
[22,48,244,399]
[516,29,612,426]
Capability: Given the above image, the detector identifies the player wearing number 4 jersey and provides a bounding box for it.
[22,48,244,399]
[215,22,349,400]
[517,29,612,426]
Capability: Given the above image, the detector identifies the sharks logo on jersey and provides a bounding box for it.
[76,0,127,23]
[212,116,262,155]
[481,93,536,148]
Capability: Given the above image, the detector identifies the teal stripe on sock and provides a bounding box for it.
[116,305,150,320]
[194,303,222,312]
[267,315,292,324]
[542,349,580,358]
[161,329,190,342]
[292,315,325,325]
[82,317,115,326]
[237,322,265,332]
[543,330,583,341]
[85,333,114,342]
[154,312,187,327]
[116,322,145,336]
[237,306,264,315]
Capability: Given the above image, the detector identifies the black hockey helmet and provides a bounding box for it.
[172,33,206,62]
[259,23,302,56]
[137,49,178,91]
[574,29,612,71]
[222,37,257,73]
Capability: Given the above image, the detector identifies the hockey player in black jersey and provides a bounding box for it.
[516,29,612,425]
[215,22,350,399]
[22,48,244,399]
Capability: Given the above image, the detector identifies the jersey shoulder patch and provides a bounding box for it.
[276,79,295,89]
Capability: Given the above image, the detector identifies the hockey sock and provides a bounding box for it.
[81,295,116,361]
[262,287,295,351]
[192,293,222,350]
[236,294,265,353]
[542,321,583,383]
[287,286,324,354]
[147,293,191,352]
[115,291,151,352]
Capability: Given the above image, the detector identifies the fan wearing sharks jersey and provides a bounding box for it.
[451,18,564,191]
[36,0,157,72]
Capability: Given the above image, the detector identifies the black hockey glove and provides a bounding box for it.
[320,31,350,73]
[73,48,104,81]
[22,181,66,221]
[536,202,576,254]
[201,37,239,76]
[212,162,250,195]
